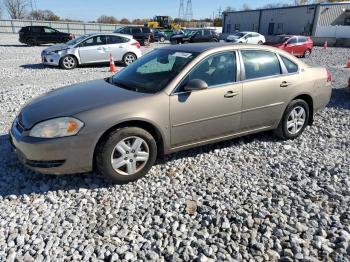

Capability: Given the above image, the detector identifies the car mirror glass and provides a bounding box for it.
[184,79,208,91]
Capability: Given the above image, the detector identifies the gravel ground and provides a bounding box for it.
[0,34,349,262]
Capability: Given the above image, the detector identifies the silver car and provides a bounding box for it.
[41,33,142,69]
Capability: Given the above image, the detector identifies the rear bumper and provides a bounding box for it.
[9,121,93,175]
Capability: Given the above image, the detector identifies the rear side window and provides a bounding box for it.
[142,27,151,33]
[106,35,129,44]
[131,28,142,34]
[298,36,307,43]
[20,27,29,33]
[241,50,281,80]
[203,30,211,36]
[280,56,299,73]
[31,27,44,33]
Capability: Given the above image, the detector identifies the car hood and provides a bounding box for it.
[43,44,70,53]
[19,79,147,129]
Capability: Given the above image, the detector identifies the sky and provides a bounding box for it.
[31,0,292,21]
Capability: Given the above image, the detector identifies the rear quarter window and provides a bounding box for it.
[241,50,281,80]
[280,56,299,73]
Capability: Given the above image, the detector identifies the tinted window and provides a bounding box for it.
[120,27,131,34]
[106,35,129,44]
[20,27,29,33]
[186,52,236,88]
[81,35,106,47]
[288,37,298,44]
[112,49,198,93]
[298,36,307,43]
[31,27,44,33]
[142,27,151,33]
[241,50,281,80]
[203,30,211,36]
[281,56,298,73]
[131,28,142,34]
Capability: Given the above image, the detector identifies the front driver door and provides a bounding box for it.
[170,51,242,148]
[78,35,108,64]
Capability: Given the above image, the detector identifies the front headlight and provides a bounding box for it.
[29,117,84,138]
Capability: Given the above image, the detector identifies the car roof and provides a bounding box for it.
[85,32,133,38]
[162,42,279,53]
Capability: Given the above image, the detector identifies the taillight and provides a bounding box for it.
[326,68,332,82]
[132,41,141,49]
[69,34,75,40]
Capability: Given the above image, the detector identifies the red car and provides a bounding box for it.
[265,35,313,58]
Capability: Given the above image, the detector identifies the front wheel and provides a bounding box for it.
[159,36,165,42]
[96,127,157,184]
[123,52,137,66]
[303,49,311,58]
[59,55,77,70]
[258,41,263,45]
[275,99,310,140]
[26,38,36,46]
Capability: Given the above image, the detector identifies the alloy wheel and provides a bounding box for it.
[286,106,306,135]
[110,136,150,176]
[62,56,76,69]
[124,54,136,65]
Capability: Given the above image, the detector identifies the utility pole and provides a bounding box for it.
[179,0,185,20]
[185,0,193,21]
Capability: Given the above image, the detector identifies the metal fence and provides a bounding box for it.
[0,19,137,35]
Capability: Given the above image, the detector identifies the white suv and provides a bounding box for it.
[226,31,265,44]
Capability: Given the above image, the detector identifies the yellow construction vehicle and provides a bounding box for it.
[147,16,182,30]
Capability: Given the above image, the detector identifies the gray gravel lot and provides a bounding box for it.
[0,34,349,261]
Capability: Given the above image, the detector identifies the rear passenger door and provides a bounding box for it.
[106,35,130,61]
[31,27,45,43]
[284,37,299,55]
[239,50,288,131]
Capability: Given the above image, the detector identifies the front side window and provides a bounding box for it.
[203,30,211,36]
[287,37,298,45]
[32,27,44,33]
[44,27,57,33]
[280,56,298,73]
[183,52,236,89]
[111,49,198,93]
[81,36,106,47]
[131,28,142,34]
[241,50,281,80]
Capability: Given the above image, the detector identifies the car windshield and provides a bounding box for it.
[110,49,198,94]
[271,36,290,43]
[66,34,89,46]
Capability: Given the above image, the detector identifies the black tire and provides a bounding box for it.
[303,49,311,58]
[26,38,36,46]
[275,99,310,140]
[123,52,137,66]
[62,38,70,43]
[160,36,165,42]
[258,41,263,45]
[59,55,77,70]
[96,127,157,184]
[211,38,219,42]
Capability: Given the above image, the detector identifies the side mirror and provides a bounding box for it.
[184,79,208,91]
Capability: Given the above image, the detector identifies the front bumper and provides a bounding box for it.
[41,52,61,66]
[9,121,93,175]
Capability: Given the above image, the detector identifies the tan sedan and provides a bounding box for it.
[10,43,332,183]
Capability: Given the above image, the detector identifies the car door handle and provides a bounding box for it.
[280,81,292,87]
[224,91,238,98]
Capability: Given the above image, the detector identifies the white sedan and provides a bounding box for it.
[226,31,265,44]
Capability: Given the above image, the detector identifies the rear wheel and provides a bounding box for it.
[159,36,165,42]
[96,127,157,184]
[123,52,137,66]
[26,38,36,46]
[59,55,77,70]
[303,49,311,58]
[275,99,310,140]
[258,40,263,45]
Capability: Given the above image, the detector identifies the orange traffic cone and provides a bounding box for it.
[346,58,350,69]
[323,41,328,50]
[109,53,117,73]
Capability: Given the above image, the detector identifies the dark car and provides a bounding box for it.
[170,29,219,44]
[19,26,75,46]
[151,29,166,42]
[114,26,154,46]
